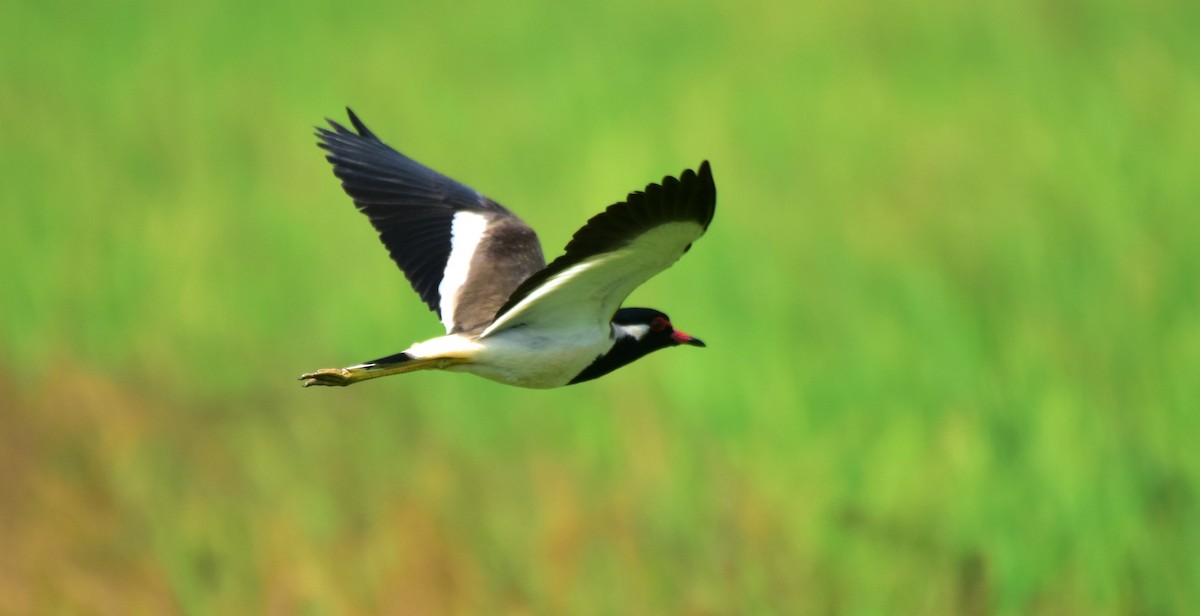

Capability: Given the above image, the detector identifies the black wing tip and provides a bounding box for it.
[667,160,711,182]
[657,160,714,193]
[685,160,713,189]
[314,107,377,142]
[651,160,716,229]
[345,107,375,138]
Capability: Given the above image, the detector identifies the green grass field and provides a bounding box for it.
[2,0,1198,613]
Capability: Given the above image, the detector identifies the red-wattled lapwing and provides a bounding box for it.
[300,109,715,389]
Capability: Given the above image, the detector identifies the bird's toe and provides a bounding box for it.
[299,368,352,387]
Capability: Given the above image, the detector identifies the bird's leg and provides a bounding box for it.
[299,356,467,387]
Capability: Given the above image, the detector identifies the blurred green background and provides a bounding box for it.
[2,0,1198,613]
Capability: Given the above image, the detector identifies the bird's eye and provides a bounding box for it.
[650,316,670,332]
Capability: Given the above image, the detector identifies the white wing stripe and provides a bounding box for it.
[480,256,617,336]
[481,219,703,338]
[438,211,491,332]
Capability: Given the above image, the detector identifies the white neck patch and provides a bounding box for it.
[438,211,490,332]
[614,322,651,341]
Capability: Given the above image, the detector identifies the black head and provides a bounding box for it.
[568,307,705,385]
[611,307,706,350]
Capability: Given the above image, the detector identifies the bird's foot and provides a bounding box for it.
[299,368,357,387]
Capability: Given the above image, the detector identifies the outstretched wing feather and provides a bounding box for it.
[482,162,715,337]
[316,109,546,333]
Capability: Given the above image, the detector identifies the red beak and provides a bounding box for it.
[671,330,706,347]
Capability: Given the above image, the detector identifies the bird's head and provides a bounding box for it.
[567,307,706,384]
[613,307,706,351]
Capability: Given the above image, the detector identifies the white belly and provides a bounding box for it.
[405,328,615,389]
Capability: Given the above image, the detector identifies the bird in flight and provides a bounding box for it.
[300,109,716,389]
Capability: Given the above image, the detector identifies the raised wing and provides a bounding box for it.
[481,161,715,338]
[317,109,546,334]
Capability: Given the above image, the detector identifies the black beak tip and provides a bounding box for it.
[673,332,705,348]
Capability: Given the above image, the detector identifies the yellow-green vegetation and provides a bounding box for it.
[2,0,1197,613]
